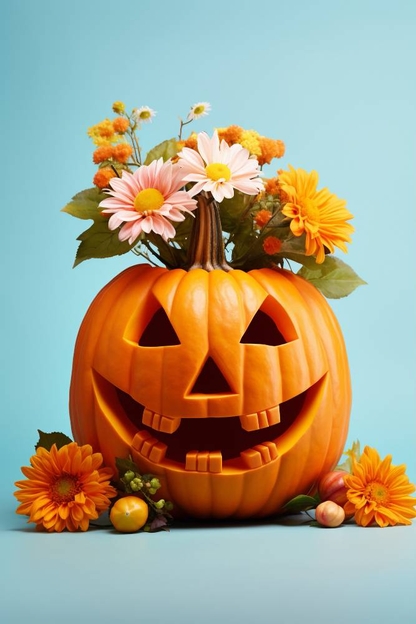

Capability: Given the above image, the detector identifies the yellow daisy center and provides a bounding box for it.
[193,105,205,115]
[205,163,231,182]
[50,474,81,503]
[300,197,320,222]
[134,188,165,214]
[365,481,390,505]
[139,110,151,120]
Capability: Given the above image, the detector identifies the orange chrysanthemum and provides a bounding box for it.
[258,137,285,166]
[112,143,133,163]
[279,165,354,263]
[255,209,273,228]
[216,125,243,145]
[264,177,280,196]
[14,443,116,532]
[344,446,416,528]
[93,145,114,164]
[184,133,198,150]
[93,167,117,189]
[112,117,129,134]
[263,235,282,255]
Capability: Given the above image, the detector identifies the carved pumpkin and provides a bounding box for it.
[70,197,351,519]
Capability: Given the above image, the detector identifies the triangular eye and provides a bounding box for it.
[240,309,286,346]
[139,308,180,347]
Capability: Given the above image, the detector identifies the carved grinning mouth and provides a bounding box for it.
[92,372,325,472]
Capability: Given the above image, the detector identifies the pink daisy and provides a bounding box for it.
[177,131,264,203]
[99,158,197,244]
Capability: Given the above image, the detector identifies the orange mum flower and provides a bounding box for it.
[344,446,416,528]
[93,145,113,164]
[258,138,285,166]
[113,117,129,134]
[279,165,354,263]
[216,125,243,145]
[255,209,273,228]
[93,167,117,189]
[263,235,282,255]
[184,133,198,150]
[14,443,116,532]
[264,177,280,196]
[112,143,133,163]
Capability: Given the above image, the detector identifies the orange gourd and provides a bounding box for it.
[70,196,351,519]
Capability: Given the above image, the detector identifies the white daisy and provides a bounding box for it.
[187,102,211,121]
[177,131,264,203]
[132,106,156,124]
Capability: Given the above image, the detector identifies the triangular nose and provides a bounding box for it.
[190,357,233,394]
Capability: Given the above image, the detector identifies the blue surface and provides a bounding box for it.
[2,505,415,624]
[2,0,415,622]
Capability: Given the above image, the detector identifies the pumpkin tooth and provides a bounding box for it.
[132,430,167,463]
[142,408,181,433]
[239,413,261,431]
[266,405,280,425]
[185,450,223,473]
[240,442,279,468]
[239,406,280,431]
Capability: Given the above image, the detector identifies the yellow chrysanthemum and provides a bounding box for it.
[14,443,116,532]
[112,101,125,114]
[239,129,262,157]
[279,165,354,263]
[344,446,416,528]
[87,119,120,146]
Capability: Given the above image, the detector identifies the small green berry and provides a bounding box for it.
[124,470,135,483]
[150,478,161,490]
[154,499,165,509]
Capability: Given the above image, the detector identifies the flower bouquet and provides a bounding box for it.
[14,101,415,532]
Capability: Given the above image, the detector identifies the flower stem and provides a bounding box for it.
[186,192,232,272]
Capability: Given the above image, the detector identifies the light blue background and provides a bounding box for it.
[2,1,415,622]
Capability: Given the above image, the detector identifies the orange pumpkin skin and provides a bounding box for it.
[69,264,351,519]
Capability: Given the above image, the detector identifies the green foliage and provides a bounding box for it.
[74,220,134,267]
[62,188,134,266]
[35,430,73,451]
[61,187,106,220]
[144,138,178,165]
[281,494,320,514]
[297,256,367,299]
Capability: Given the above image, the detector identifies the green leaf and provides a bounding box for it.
[74,220,134,266]
[35,430,73,451]
[297,256,367,299]
[144,138,178,165]
[61,187,106,221]
[281,494,320,514]
[219,192,250,233]
[115,456,140,478]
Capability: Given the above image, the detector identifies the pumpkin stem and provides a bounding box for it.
[186,192,232,272]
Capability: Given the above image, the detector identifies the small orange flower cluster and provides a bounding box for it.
[88,116,130,145]
[217,126,285,166]
[180,126,285,167]
[88,105,134,188]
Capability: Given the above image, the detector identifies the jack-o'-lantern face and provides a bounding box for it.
[70,264,351,519]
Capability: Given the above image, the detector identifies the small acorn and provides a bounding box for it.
[315,501,345,528]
